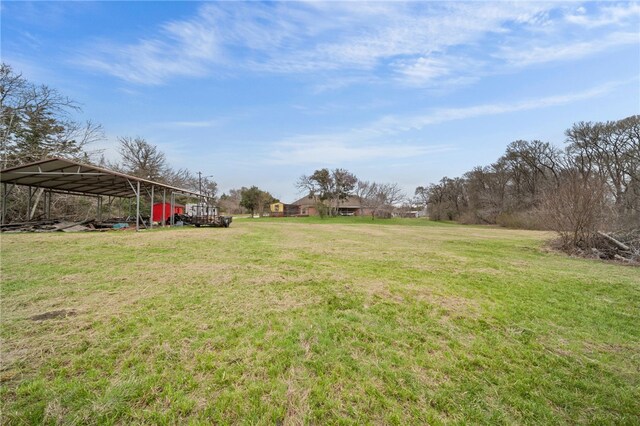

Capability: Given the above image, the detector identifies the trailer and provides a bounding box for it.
[174,203,232,228]
[191,213,232,228]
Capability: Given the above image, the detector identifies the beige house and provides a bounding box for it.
[291,196,370,216]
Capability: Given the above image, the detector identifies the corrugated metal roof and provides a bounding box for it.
[0,157,205,198]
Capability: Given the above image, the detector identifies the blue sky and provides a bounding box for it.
[2,1,639,202]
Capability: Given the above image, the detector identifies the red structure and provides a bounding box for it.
[152,202,184,222]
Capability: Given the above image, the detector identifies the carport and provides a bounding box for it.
[0,157,212,231]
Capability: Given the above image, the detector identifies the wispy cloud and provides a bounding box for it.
[368,79,631,134]
[498,31,639,67]
[566,3,640,28]
[159,118,226,129]
[75,2,640,89]
[268,142,454,166]
[77,11,222,85]
[267,79,630,165]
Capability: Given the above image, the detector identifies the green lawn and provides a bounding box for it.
[1,218,638,424]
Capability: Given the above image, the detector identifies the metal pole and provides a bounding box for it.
[47,190,52,220]
[27,187,32,221]
[97,196,102,222]
[198,172,202,217]
[136,181,140,232]
[171,193,175,225]
[162,188,166,227]
[1,183,6,225]
[149,185,154,230]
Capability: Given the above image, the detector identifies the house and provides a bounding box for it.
[269,202,301,217]
[291,196,369,216]
[398,210,426,218]
[290,197,316,216]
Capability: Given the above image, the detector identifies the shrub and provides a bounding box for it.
[540,173,612,249]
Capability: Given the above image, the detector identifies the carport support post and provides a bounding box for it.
[149,185,154,230]
[162,189,166,227]
[136,181,140,232]
[97,196,102,222]
[1,183,6,225]
[46,191,52,220]
[27,187,32,221]
[170,193,175,225]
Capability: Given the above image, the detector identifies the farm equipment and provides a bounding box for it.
[171,203,232,228]
[191,213,232,228]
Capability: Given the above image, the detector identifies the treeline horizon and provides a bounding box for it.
[415,115,639,250]
[2,60,638,248]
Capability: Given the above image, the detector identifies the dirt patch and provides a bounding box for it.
[30,309,77,321]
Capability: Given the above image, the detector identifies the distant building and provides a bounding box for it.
[399,210,426,218]
[291,196,370,216]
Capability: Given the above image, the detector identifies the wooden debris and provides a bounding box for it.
[56,219,95,232]
[597,231,631,252]
[1,218,129,233]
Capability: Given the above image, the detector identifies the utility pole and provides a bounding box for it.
[197,172,214,217]
[197,172,203,217]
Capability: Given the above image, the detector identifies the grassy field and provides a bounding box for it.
[1,218,639,424]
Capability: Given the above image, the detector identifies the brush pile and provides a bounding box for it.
[590,230,639,264]
[0,219,131,233]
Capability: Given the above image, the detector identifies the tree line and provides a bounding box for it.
[3,60,638,247]
[417,115,639,249]
[0,63,218,221]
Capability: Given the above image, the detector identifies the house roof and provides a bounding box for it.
[0,157,208,199]
[291,195,362,208]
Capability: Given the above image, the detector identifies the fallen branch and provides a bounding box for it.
[614,254,633,263]
[597,231,631,251]
[55,219,95,231]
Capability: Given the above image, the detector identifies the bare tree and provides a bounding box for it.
[219,189,245,215]
[297,168,357,217]
[503,140,561,206]
[423,177,467,221]
[117,136,168,181]
[540,172,611,249]
[417,115,638,255]
[0,63,106,222]
[414,186,429,213]
[355,180,376,217]
[356,181,405,219]
[566,116,640,225]
[1,63,102,168]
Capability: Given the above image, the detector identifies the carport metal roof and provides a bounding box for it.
[1,157,213,230]
[0,157,204,198]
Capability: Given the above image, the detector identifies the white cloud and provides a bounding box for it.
[268,141,454,166]
[267,79,630,165]
[77,11,222,84]
[76,2,640,88]
[391,56,484,88]
[498,31,639,67]
[370,79,629,133]
[159,119,226,129]
[566,3,640,28]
